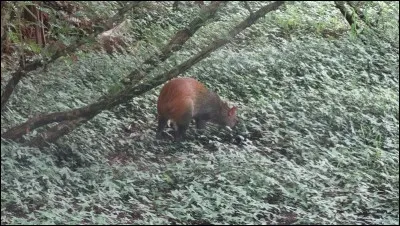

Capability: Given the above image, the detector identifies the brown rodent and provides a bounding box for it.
[156,77,238,141]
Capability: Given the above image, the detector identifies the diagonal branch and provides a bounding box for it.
[334,1,360,30]
[337,1,396,48]
[119,1,286,98]
[346,1,366,21]
[1,109,98,141]
[122,1,227,85]
[27,117,90,147]
[2,1,286,145]
[1,2,141,113]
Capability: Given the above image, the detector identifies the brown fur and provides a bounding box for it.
[156,77,238,141]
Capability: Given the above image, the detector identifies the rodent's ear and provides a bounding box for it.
[228,106,238,116]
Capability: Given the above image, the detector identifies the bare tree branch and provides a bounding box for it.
[334,1,360,30]
[1,109,98,141]
[27,117,89,147]
[346,1,397,48]
[2,1,285,145]
[346,1,366,21]
[1,2,141,113]
[122,1,227,85]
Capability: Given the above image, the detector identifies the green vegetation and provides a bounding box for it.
[1,1,398,224]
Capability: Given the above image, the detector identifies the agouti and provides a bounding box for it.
[156,77,238,141]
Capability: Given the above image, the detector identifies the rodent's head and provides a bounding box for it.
[221,104,238,128]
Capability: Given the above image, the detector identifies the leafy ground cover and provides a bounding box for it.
[1,1,398,224]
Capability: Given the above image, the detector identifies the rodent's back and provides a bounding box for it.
[157,77,208,122]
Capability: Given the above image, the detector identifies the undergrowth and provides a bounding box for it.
[1,1,399,225]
